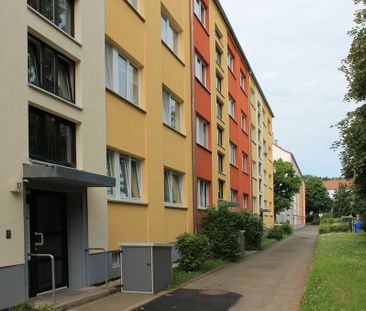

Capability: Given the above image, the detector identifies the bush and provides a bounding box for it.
[280,223,293,235]
[176,233,211,271]
[266,226,284,240]
[330,223,349,232]
[319,223,331,234]
[10,303,61,311]
[201,206,243,261]
[240,210,264,250]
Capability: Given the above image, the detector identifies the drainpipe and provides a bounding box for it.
[248,71,254,214]
[189,0,198,234]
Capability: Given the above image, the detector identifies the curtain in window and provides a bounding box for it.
[56,0,72,34]
[170,97,178,130]
[164,171,171,202]
[43,0,54,21]
[57,58,72,100]
[105,44,113,89]
[163,90,170,125]
[43,47,55,94]
[130,159,141,198]
[58,123,73,164]
[28,43,40,85]
[119,155,129,198]
[118,55,127,98]
[172,173,182,204]
[106,150,114,196]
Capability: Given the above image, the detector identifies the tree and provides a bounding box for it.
[332,184,353,217]
[305,176,332,214]
[274,159,302,214]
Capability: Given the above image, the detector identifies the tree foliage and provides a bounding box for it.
[273,159,302,214]
[332,183,353,217]
[305,176,333,214]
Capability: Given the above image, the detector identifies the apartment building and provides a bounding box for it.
[0,1,114,308]
[105,0,193,248]
[273,144,306,226]
[249,77,275,227]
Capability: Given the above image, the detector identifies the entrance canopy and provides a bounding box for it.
[23,164,115,188]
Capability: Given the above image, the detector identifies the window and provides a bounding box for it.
[163,89,181,131]
[107,150,142,200]
[216,74,222,92]
[259,178,263,192]
[28,0,74,36]
[264,170,267,184]
[194,0,206,26]
[217,127,223,146]
[29,106,76,167]
[230,143,236,165]
[230,189,237,203]
[257,111,262,126]
[240,71,245,90]
[196,116,208,148]
[218,180,224,200]
[242,152,248,172]
[243,193,249,209]
[241,112,247,131]
[127,0,139,10]
[164,169,183,205]
[251,124,256,141]
[105,43,139,106]
[227,51,234,71]
[216,100,223,119]
[268,119,272,133]
[215,26,222,42]
[195,54,206,86]
[263,140,267,157]
[252,196,257,211]
[269,174,272,186]
[217,153,224,173]
[258,128,262,142]
[258,162,262,175]
[112,252,120,268]
[252,160,257,177]
[215,47,222,66]
[258,146,262,159]
[28,35,75,102]
[250,88,255,106]
[229,96,235,118]
[198,179,209,209]
[161,13,179,55]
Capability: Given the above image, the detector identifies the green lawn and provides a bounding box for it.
[261,237,278,249]
[301,233,366,311]
[167,259,227,290]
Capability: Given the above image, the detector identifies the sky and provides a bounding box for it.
[220,0,358,178]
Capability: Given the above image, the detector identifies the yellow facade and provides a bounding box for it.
[106,0,193,249]
[249,76,274,228]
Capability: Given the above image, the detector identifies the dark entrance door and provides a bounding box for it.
[28,190,69,296]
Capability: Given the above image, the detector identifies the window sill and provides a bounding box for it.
[161,40,185,66]
[229,115,237,124]
[106,88,147,114]
[195,78,211,95]
[216,89,225,99]
[197,143,212,153]
[229,68,237,80]
[243,171,250,176]
[217,144,226,151]
[108,198,148,206]
[28,83,82,111]
[123,0,146,22]
[163,123,186,138]
[217,116,225,125]
[218,171,226,177]
[241,128,249,136]
[165,204,188,210]
[230,163,239,170]
[27,5,82,47]
[29,158,76,170]
[198,207,209,211]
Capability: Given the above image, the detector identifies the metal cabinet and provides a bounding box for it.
[119,243,172,294]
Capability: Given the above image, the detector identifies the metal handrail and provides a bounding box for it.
[28,253,56,304]
[85,248,108,288]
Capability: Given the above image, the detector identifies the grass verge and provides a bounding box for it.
[301,233,366,311]
[261,238,278,249]
[167,259,227,290]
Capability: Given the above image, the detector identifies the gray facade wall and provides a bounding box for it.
[0,265,26,310]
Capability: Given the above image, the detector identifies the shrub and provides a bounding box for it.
[330,223,349,232]
[9,303,61,311]
[280,223,293,235]
[266,226,284,240]
[319,223,331,234]
[176,233,211,271]
[240,211,264,250]
[201,206,243,261]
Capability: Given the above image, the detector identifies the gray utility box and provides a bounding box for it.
[119,243,172,294]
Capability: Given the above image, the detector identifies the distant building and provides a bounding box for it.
[273,143,306,226]
[323,179,352,198]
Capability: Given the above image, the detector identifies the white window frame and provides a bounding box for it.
[195,54,206,86]
[194,0,206,27]
[227,51,234,71]
[215,47,222,65]
[243,193,248,209]
[218,179,224,200]
[161,13,180,55]
[242,152,248,172]
[217,153,224,173]
[230,189,237,203]
[240,71,245,90]
[163,89,181,131]
[230,143,236,165]
[229,96,235,118]
[216,74,222,92]
[216,100,223,118]
[217,127,223,146]
[198,179,209,209]
[164,169,183,206]
[107,150,142,201]
[105,43,140,106]
[196,116,208,148]
[241,112,247,131]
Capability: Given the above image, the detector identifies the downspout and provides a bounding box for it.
[189,0,198,234]
[248,71,254,214]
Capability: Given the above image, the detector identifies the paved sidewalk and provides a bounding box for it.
[76,226,318,311]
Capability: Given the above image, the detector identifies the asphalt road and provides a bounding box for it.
[137,226,318,311]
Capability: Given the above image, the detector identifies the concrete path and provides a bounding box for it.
[76,226,318,311]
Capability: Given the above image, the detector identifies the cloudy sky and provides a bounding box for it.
[220,0,358,177]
